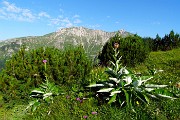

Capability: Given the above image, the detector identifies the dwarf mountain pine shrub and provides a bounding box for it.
[0,46,92,101]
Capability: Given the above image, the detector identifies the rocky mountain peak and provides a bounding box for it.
[0,27,131,58]
[55,26,113,38]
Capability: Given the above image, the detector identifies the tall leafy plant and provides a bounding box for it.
[26,60,63,113]
[88,49,178,111]
[26,78,63,113]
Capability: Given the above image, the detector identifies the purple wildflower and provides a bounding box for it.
[92,111,97,115]
[76,97,81,101]
[83,115,88,119]
[43,60,47,63]
[79,100,83,103]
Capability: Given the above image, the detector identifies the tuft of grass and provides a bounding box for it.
[0,105,27,120]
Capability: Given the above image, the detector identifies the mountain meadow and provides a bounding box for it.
[0,27,180,120]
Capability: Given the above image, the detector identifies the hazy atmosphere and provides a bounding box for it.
[0,0,180,40]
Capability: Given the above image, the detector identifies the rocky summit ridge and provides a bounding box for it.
[0,27,131,58]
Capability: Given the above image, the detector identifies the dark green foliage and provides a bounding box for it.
[142,30,180,52]
[98,34,149,67]
[0,46,92,102]
[59,45,92,87]
[143,37,154,52]
[152,30,180,51]
[0,56,7,71]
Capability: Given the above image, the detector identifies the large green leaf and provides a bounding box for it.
[123,89,130,107]
[109,77,120,83]
[43,92,53,99]
[145,84,168,88]
[157,94,177,99]
[116,56,122,66]
[154,89,177,99]
[105,69,117,78]
[123,76,132,86]
[31,90,44,94]
[144,88,155,92]
[143,93,150,104]
[86,83,104,87]
[97,88,114,92]
[146,93,158,99]
[134,91,147,104]
[106,82,114,87]
[108,94,117,104]
[118,67,129,75]
[32,101,40,112]
[110,90,121,96]
[109,61,116,67]
[141,76,153,83]
[26,100,38,111]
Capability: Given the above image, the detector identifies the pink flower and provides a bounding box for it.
[80,100,83,103]
[76,97,81,101]
[43,60,47,63]
[83,115,88,119]
[92,111,97,115]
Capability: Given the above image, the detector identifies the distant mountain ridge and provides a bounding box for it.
[0,27,131,58]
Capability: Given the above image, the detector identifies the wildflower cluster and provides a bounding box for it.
[83,111,98,119]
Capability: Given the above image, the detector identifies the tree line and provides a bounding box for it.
[143,30,180,51]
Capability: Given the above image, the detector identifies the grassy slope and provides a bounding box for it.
[0,48,180,120]
[135,48,180,85]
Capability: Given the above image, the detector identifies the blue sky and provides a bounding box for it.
[0,0,180,40]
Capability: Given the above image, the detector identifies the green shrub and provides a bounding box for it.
[61,46,92,87]
[0,46,92,102]
[0,56,7,71]
[98,34,150,67]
